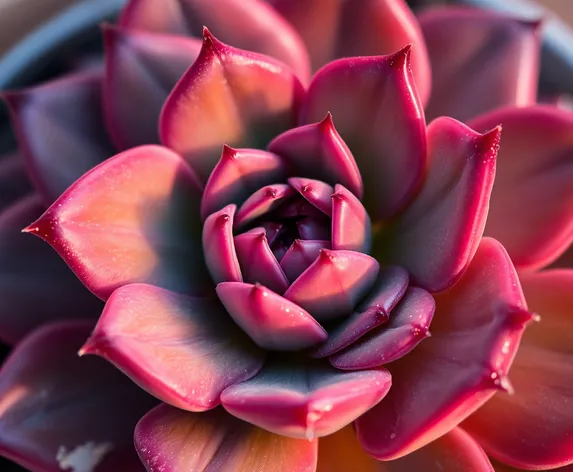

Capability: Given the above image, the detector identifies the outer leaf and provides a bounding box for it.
[25,145,207,300]
[160,29,304,182]
[4,71,114,204]
[0,196,102,345]
[376,117,500,293]
[301,48,426,220]
[266,0,431,103]
[464,270,573,470]
[120,0,311,83]
[355,238,532,460]
[216,282,327,351]
[135,404,318,472]
[0,321,157,472]
[317,426,494,472]
[103,25,201,150]
[80,284,264,412]
[421,8,540,122]
[470,106,573,271]
[221,359,391,439]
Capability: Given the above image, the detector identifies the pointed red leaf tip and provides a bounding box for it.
[3,70,114,204]
[202,204,243,284]
[330,287,435,370]
[376,117,500,293]
[135,404,318,472]
[79,283,264,412]
[216,282,327,351]
[420,7,541,122]
[0,196,102,345]
[331,183,372,253]
[24,145,208,300]
[268,113,363,198]
[469,106,573,271]
[102,23,201,150]
[201,145,288,220]
[288,177,334,216]
[312,266,409,358]
[234,228,289,293]
[284,249,379,322]
[159,27,304,183]
[301,48,426,221]
[355,238,532,461]
[221,359,391,439]
[234,183,296,229]
[120,0,311,82]
[266,0,431,102]
[0,321,157,472]
[464,270,573,470]
[280,239,330,283]
[316,426,494,472]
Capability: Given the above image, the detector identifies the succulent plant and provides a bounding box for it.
[0,1,571,471]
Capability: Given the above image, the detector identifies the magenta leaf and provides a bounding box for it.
[355,238,532,460]
[330,287,435,369]
[120,0,311,83]
[470,106,573,271]
[25,145,208,300]
[216,282,327,351]
[0,196,102,345]
[234,184,296,229]
[376,117,500,293]
[421,7,540,122]
[103,25,201,149]
[301,49,426,220]
[288,177,334,216]
[160,29,304,182]
[463,270,573,470]
[0,321,157,472]
[331,183,371,253]
[221,359,391,439]
[280,239,330,283]
[201,146,288,220]
[135,404,318,472]
[4,71,114,204]
[284,249,380,321]
[268,114,363,198]
[81,283,265,411]
[313,266,409,358]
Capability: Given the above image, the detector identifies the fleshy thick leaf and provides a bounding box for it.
[288,177,333,217]
[356,238,531,460]
[421,8,540,122]
[0,154,32,212]
[280,239,330,283]
[268,114,363,198]
[284,249,379,321]
[160,29,304,182]
[376,117,499,293]
[266,0,431,102]
[0,321,157,472]
[234,184,296,229]
[4,71,114,204]
[317,426,494,472]
[301,49,426,220]
[216,282,327,351]
[470,106,573,271]
[221,360,391,439]
[330,287,435,369]
[103,25,201,150]
[202,204,243,284]
[0,196,102,345]
[464,270,573,470]
[80,284,264,411]
[331,184,371,253]
[135,404,317,472]
[313,266,409,358]
[201,146,288,220]
[25,145,207,300]
[120,0,311,82]
[234,228,289,293]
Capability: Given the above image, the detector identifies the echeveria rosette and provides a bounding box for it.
[0,0,571,471]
